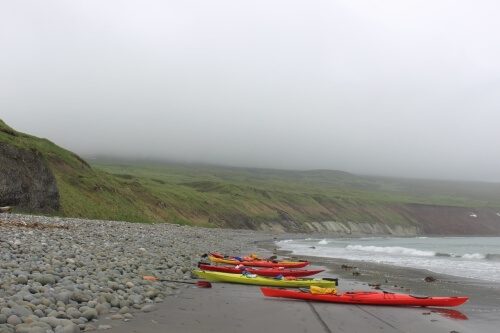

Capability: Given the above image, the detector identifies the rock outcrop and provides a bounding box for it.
[0,143,60,212]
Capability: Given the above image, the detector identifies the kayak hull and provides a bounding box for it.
[193,270,337,288]
[208,256,310,268]
[198,264,323,277]
[260,287,468,307]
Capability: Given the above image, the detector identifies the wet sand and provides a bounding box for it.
[98,243,499,333]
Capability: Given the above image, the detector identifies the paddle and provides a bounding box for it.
[322,278,339,285]
[142,275,212,288]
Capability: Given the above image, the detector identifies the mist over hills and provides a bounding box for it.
[2,119,500,235]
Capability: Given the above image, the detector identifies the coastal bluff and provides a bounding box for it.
[1,119,499,236]
[0,143,59,212]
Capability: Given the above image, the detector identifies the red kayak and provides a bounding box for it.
[209,252,227,258]
[261,287,469,307]
[198,264,324,277]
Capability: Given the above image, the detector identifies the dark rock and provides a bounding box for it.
[0,143,59,212]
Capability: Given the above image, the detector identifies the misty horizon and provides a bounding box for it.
[2,1,499,183]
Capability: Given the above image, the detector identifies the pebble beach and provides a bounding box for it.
[2,213,499,333]
[0,214,281,333]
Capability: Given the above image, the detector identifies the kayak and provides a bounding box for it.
[209,251,267,260]
[208,255,310,268]
[198,263,324,277]
[193,270,338,288]
[209,252,225,258]
[260,287,469,307]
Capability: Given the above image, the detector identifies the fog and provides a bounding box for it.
[1,0,499,182]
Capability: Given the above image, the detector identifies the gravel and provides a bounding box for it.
[0,213,279,332]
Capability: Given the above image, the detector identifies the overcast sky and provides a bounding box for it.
[1,0,499,182]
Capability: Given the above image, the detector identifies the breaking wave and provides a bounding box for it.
[462,253,486,259]
[347,245,435,257]
[276,237,500,282]
[347,245,493,260]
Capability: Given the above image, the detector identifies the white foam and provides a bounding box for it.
[462,253,485,259]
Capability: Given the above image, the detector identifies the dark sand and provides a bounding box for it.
[98,243,499,333]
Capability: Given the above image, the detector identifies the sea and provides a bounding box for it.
[276,236,500,283]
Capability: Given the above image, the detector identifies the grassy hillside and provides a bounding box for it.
[1,120,189,223]
[2,119,500,232]
[89,160,500,229]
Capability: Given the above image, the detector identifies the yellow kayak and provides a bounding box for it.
[193,270,337,288]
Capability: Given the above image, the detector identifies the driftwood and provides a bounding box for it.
[0,206,12,213]
[0,220,69,230]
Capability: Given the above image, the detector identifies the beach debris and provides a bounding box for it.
[341,264,357,270]
[368,283,381,289]
[0,220,69,230]
[425,276,437,282]
[422,312,431,315]
[352,272,360,276]
[0,206,12,213]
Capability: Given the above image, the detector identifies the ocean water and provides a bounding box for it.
[276,237,500,283]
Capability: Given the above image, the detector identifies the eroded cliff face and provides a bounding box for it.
[402,204,500,235]
[302,221,421,236]
[0,143,60,212]
[291,205,500,236]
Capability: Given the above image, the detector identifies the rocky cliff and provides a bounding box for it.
[0,143,60,212]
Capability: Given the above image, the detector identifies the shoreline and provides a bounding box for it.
[263,241,500,332]
[102,237,500,333]
[1,214,499,332]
